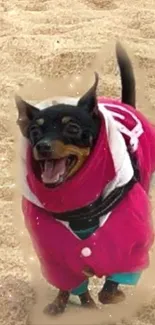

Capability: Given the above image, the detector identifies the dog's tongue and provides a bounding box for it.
[41,158,67,184]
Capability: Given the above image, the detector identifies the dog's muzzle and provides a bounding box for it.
[33,139,90,185]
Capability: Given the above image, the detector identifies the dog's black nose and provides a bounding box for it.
[36,141,51,154]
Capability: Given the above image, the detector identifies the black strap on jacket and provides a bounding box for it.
[45,152,140,231]
[51,176,136,231]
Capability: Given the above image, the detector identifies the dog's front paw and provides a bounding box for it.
[98,289,125,305]
[43,302,66,316]
[43,290,70,316]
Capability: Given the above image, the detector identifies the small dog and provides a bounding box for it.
[15,42,155,315]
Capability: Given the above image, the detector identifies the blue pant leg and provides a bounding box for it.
[107,272,142,285]
[71,273,141,296]
[71,280,89,295]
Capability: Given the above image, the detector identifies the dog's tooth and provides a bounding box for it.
[52,174,60,183]
[59,176,64,182]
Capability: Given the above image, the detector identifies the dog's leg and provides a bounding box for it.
[71,277,97,309]
[43,290,70,315]
[98,280,125,304]
[79,290,97,309]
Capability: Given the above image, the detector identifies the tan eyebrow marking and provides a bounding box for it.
[36,118,44,126]
[61,116,72,124]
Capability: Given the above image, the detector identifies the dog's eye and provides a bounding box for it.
[64,122,81,135]
[29,125,42,145]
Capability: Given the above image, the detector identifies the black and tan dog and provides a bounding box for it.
[15,43,154,315]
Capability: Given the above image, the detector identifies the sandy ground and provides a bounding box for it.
[1,0,155,324]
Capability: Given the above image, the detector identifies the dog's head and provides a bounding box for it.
[15,73,101,187]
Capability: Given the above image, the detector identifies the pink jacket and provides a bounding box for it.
[21,97,155,291]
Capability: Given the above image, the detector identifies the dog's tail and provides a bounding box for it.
[116,42,136,108]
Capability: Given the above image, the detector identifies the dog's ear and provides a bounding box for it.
[77,72,99,114]
[15,95,39,137]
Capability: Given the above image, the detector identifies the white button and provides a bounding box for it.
[81,247,92,257]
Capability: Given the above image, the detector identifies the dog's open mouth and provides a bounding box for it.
[32,141,90,187]
[39,155,76,186]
